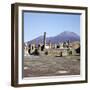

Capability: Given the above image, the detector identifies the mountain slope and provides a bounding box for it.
[27,31,80,45]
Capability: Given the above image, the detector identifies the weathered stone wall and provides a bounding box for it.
[44,49,68,56]
[44,48,77,56]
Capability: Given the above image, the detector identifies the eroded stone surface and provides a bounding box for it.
[24,55,80,77]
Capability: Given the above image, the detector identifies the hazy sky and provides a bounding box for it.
[24,11,80,42]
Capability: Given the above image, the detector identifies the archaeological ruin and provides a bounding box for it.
[24,32,80,57]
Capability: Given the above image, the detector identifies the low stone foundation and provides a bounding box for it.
[44,49,66,56]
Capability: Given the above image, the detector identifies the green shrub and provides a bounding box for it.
[69,50,72,55]
[33,48,40,55]
[59,52,62,57]
[45,51,48,55]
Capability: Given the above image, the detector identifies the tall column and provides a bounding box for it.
[43,32,46,49]
[49,40,51,49]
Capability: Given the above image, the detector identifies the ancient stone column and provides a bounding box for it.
[24,43,30,56]
[43,32,46,49]
[67,40,70,48]
[49,41,51,49]
[54,44,57,49]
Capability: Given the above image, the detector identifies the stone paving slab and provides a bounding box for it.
[24,55,80,77]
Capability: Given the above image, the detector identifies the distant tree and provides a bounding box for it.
[63,42,66,48]
[28,44,31,48]
[28,48,31,55]
[41,45,44,51]
[57,45,60,48]
[33,48,40,55]
[75,47,80,53]
[38,44,40,49]
[59,52,62,57]
[32,46,34,50]
[69,50,72,55]
[67,40,70,45]
[45,51,48,55]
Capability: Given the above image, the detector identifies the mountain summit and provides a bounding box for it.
[58,31,79,36]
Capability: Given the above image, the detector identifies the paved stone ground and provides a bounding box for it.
[24,55,80,77]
